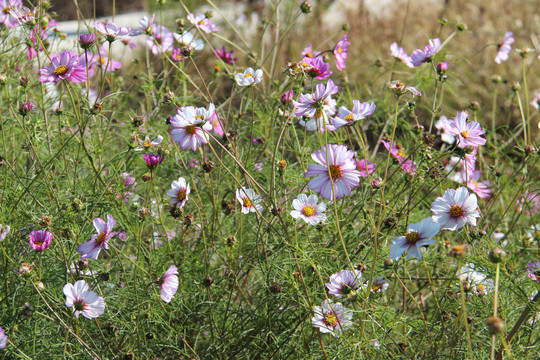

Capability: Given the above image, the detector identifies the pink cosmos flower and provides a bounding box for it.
[381,140,417,175]
[302,44,321,59]
[166,177,190,209]
[356,158,376,178]
[443,111,486,149]
[0,224,10,241]
[527,261,540,283]
[299,56,332,80]
[94,21,130,42]
[389,218,440,260]
[495,31,514,64]
[187,13,218,33]
[236,188,263,214]
[517,191,540,215]
[26,28,47,60]
[160,265,179,303]
[292,80,338,132]
[325,269,362,297]
[334,35,350,71]
[143,153,164,169]
[0,326,7,349]
[29,229,54,252]
[464,170,492,199]
[63,280,105,319]
[390,42,414,68]
[304,144,361,200]
[214,46,236,65]
[85,44,122,73]
[169,104,214,151]
[171,48,186,62]
[328,100,376,130]
[312,300,353,338]
[146,24,174,55]
[431,187,480,231]
[39,50,87,83]
[77,215,117,260]
[290,194,327,225]
[411,38,441,66]
[0,0,22,27]
[434,116,456,145]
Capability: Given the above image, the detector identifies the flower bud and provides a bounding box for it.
[169,206,182,218]
[203,276,214,287]
[19,76,29,87]
[487,316,505,335]
[138,208,149,220]
[281,89,293,105]
[79,33,97,49]
[142,172,152,182]
[437,61,449,75]
[270,281,282,294]
[18,102,33,116]
[202,160,215,173]
[384,258,394,268]
[511,81,521,92]
[300,1,312,13]
[226,236,236,246]
[488,248,508,263]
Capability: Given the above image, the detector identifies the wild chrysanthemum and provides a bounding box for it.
[169,105,214,151]
[236,188,263,214]
[166,177,190,209]
[443,111,486,148]
[160,265,179,303]
[495,31,514,64]
[389,218,440,260]
[305,144,361,200]
[431,187,480,231]
[39,50,87,83]
[235,68,263,87]
[77,215,117,260]
[312,299,353,337]
[29,230,54,252]
[63,280,105,319]
[290,194,327,225]
[325,269,362,297]
[293,80,338,132]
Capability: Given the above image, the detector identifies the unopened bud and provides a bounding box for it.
[203,276,214,287]
[300,1,312,14]
[488,248,508,263]
[487,316,505,335]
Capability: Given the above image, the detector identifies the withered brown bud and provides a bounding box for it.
[138,208,149,220]
[450,244,469,258]
[142,172,152,182]
[169,206,182,218]
[203,276,214,287]
[226,236,236,246]
[202,160,215,173]
[91,102,103,115]
[487,316,505,335]
[40,216,52,227]
[270,281,282,294]
[19,76,29,87]
[384,258,394,268]
[183,214,194,226]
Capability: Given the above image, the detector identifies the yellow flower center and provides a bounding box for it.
[372,283,381,292]
[337,47,342,54]
[54,65,68,76]
[324,313,338,327]
[34,240,44,246]
[477,284,485,293]
[302,206,316,217]
[198,20,206,25]
[242,197,252,208]
[185,125,197,135]
[405,231,421,244]
[449,205,464,218]
[344,113,354,123]
[329,165,342,180]
[3,6,10,14]
[194,114,205,121]
[460,130,469,138]
[306,51,313,58]
[177,189,187,202]
[95,232,107,246]
[244,73,253,78]
[143,141,151,149]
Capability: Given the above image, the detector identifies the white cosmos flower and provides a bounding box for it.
[312,299,353,338]
[236,187,263,214]
[458,263,493,296]
[63,280,105,319]
[389,217,440,260]
[173,31,204,51]
[235,67,263,87]
[290,194,326,225]
[166,177,190,209]
[431,187,480,231]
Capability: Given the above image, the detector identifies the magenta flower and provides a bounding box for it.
[334,35,350,71]
[431,187,480,231]
[77,215,117,260]
[169,104,214,151]
[389,218,440,260]
[187,13,218,33]
[437,61,449,74]
[214,46,237,65]
[143,153,164,169]
[0,326,6,349]
[160,265,179,303]
[27,28,47,60]
[292,80,338,132]
[325,269,362,297]
[390,42,414,68]
[443,111,486,149]
[146,24,174,55]
[79,33,97,49]
[328,100,376,130]
[281,89,294,105]
[495,31,514,64]
[63,280,105,319]
[299,56,332,80]
[411,38,441,66]
[304,144,361,200]
[0,0,22,27]
[171,48,186,62]
[39,50,87,83]
[29,230,53,252]
[356,158,376,178]
[94,21,130,42]
[527,261,540,283]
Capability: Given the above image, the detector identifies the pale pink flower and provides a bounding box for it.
[530,92,540,109]
[94,21,130,42]
[495,31,514,64]
[356,158,376,178]
[312,300,353,338]
[39,50,87,83]
[443,112,486,148]
[63,280,105,319]
[328,100,375,130]
[334,35,350,71]
[146,24,174,55]
[77,215,117,260]
[411,38,441,66]
[527,261,540,283]
[517,191,540,215]
[431,187,480,231]
[434,116,456,144]
[381,140,416,175]
[169,104,214,151]
[301,44,321,59]
[160,265,179,303]
[458,263,493,296]
[390,42,414,68]
[304,144,361,200]
[187,13,218,33]
[29,230,53,252]
[129,14,155,36]
[293,80,338,132]
[290,194,327,225]
[369,277,390,293]
[0,326,7,349]
[0,224,10,242]
[325,269,362,297]
[0,0,22,27]
[236,188,263,214]
[389,218,440,260]
[166,177,190,209]
[464,170,492,199]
